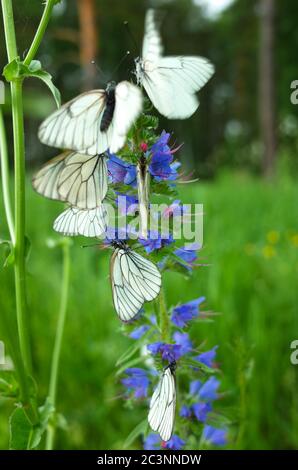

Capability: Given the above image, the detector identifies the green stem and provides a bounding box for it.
[1,0,32,373]
[159,287,170,343]
[23,0,57,67]
[0,107,15,243]
[11,78,32,373]
[1,0,17,61]
[46,241,71,450]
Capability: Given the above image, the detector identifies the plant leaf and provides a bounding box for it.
[29,398,55,449]
[123,419,148,449]
[3,58,60,107]
[0,239,15,267]
[9,407,32,450]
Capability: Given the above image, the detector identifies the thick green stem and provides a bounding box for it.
[1,0,17,61]
[23,0,57,66]
[11,78,32,373]
[46,241,71,450]
[0,108,15,243]
[159,287,170,343]
[1,0,32,373]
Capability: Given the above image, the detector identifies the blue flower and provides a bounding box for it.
[202,425,227,446]
[147,342,182,362]
[121,368,149,398]
[189,380,202,396]
[116,194,139,215]
[198,377,220,401]
[180,405,192,419]
[143,434,161,450]
[107,153,136,186]
[147,342,164,355]
[174,243,200,271]
[171,297,205,327]
[194,346,218,368]
[129,325,150,340]
[162,435,185,450]
[149,131,179,181]
[139,230,174,254]
[172,332,193,355]
[192,402,212,423]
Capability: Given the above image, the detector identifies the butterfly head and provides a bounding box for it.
[134,57,143,85]
[111,240,129,251]
[106,81,117,93]
[167,361,177,374]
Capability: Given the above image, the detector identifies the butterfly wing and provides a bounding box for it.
[148,366,176,442]
[142,9,163,62]
[32,152,69,200]
[38,90,110,154]
[32,152,108,209]
[140,9,215,119]
[108,81,143,153]
[53,206,108,237]
[58,153,108,209]
[110,247,161,322]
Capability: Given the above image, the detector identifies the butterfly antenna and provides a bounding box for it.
[81,242,101,249]
[110,50,131,79]
[91,60,108,83]
[123,20,139,55]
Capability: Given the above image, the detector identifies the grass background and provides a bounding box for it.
[1,171,298,449]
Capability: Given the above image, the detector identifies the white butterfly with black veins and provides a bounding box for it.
[53,205,108,238]
[32,151,108,209]
[135,9,215,119]
[110,241,161,322]
[38,81,143,154]
[148,361,176,442]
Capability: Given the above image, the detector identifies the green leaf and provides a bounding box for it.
[0,371,19,398]
[123,419,148,449]
[28,68,60,107]
[0,239,15,267]
[9,407,32,450]
[116,357,144,376]
[29,398,55,449]
[3,58,60,107]
[116,331,151,367]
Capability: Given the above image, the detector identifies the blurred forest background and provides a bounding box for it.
[1,0,298,450]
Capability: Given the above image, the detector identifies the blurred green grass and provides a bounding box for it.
[1,171,298,449]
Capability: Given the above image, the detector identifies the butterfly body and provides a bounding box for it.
[100,81,116,132]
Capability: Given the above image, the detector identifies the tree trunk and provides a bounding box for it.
[77,0,98,91]
[259,0,277,178]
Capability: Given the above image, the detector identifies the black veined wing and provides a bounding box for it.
[136,156,150,238]
[58,153,108,209]
[53,205,108,238]
[32,152,108,209]
[110,241,161,322]
[135,9,215,119]
[32,153,67,200]
[148,361,176,442]
[38,81,143,154]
